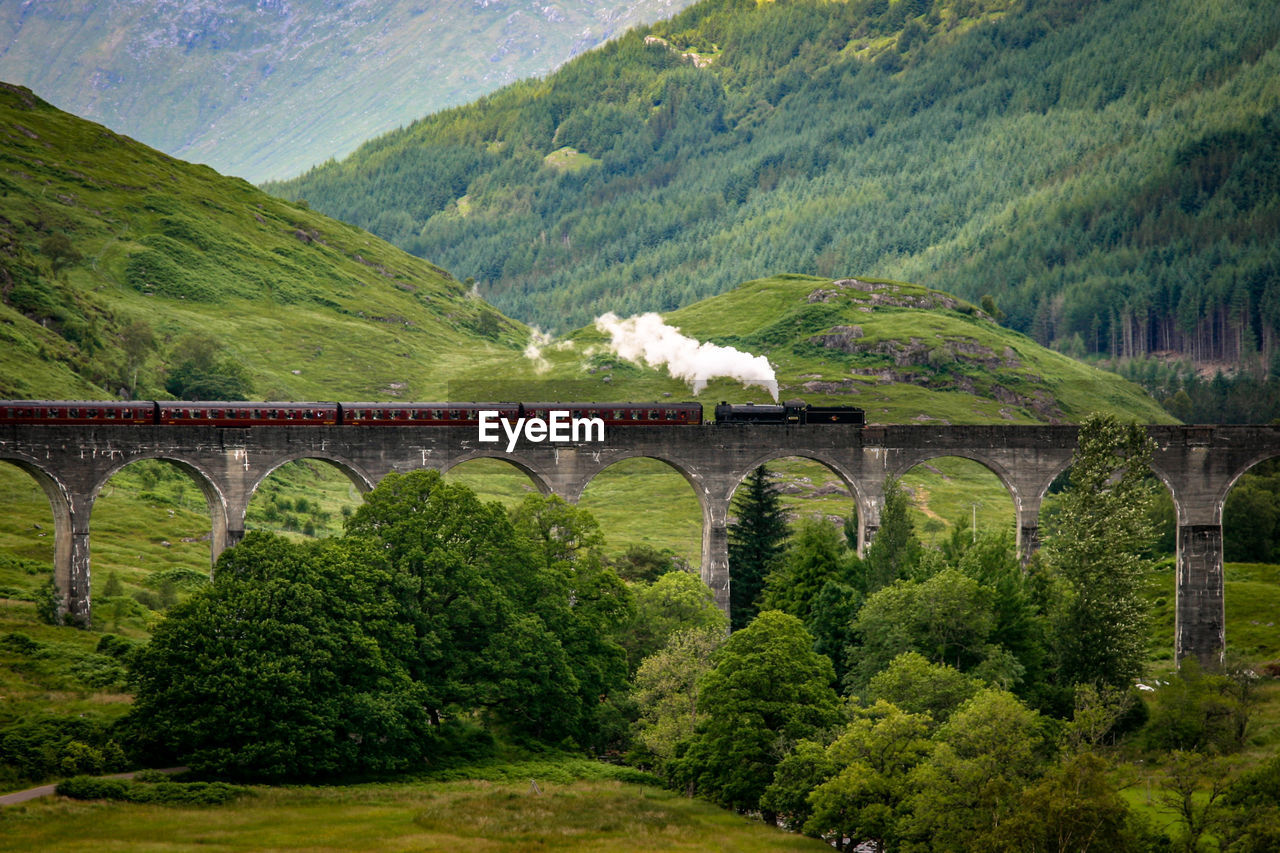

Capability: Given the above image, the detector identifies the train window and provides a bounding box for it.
[211,410,222,419]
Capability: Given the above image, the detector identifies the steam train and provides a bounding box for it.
[0,399,865,427]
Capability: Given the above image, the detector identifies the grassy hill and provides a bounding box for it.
[268,0,1280,377]
[0,81,528,402]
[0,0,698,183]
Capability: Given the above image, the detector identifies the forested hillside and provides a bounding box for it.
[270,0,1280,380]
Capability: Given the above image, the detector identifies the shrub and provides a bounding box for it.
[96,633,140,661]
[33,577,61,625]
[1,632,42,655]
[0,717,127,784]
[56,775,250,805]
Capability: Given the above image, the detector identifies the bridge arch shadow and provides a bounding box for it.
[731,450,866,547]
[578,456,703,574]
[729,453,862,534]
[719,454,864,629]
[1219,453,1280,664]
[443,456,551,509]
[0,458,65,611]
[245,456,372,540]
[896,455,1017,549]
[89,456,226,627]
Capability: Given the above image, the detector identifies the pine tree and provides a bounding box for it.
[861,477,922,594]
[727,465,789,630]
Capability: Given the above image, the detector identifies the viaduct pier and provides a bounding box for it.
[3,422,1278,666]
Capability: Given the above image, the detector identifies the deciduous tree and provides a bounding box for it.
[127,533,433,780]
[1043,413,1155,689]
[673,611,840,819]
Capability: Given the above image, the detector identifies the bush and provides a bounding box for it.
[33,577,61,625]
[56,775,250,805]
[1,632,42,655]
[0,717,128,783]
[96,633,140,662]
[56,776,128,800]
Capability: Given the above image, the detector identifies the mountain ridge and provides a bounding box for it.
[0,0,697,182]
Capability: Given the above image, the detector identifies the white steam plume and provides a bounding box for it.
[523,327,553,373]
[594,312,779,401]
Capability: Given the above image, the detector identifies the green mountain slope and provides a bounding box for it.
[0,0,697,183]
[268,0,1280,373]
[0,82,526,402]
[452,273,1172,425]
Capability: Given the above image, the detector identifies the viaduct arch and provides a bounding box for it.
[3,421,1278,667]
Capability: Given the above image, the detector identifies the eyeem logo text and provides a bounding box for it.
[477,410,605,452]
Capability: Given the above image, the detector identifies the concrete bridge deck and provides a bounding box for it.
[4,422,1278,665]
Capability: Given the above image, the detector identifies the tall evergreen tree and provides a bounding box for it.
[860,477,922,594]
[727,465,789,630]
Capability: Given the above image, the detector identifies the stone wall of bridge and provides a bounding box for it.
[3,422,1278,666]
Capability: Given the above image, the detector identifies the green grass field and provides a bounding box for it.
[0,777,828,852]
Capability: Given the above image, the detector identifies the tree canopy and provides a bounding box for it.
[127,472,636,778]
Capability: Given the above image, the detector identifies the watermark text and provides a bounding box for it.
[477,410,605,452]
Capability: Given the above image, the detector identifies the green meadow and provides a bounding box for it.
[0,775,829,851]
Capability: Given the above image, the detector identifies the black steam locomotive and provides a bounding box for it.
[713,400,866,425]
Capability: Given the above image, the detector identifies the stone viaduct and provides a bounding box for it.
[2,421,1278,666]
